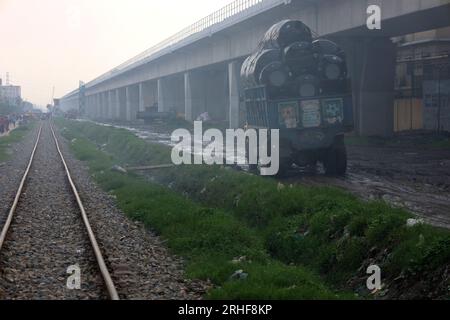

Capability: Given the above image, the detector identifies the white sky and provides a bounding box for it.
[0,0,233,106]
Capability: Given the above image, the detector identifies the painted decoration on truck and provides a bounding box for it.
[322,98,344,124]
[300,100,321,128]
[278,101,299,128]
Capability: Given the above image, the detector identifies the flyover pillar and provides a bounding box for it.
[339,37,396,137]
[99,92,104,119]
[125,86,132,121]
[92,94,98,119]
[105,91,110,119]
[228,61,240,129]
[101,92,106,119]
[108,91,114,120]
[86,96,92,118]
[114,89,120,120]
[92,95,96,119]
[90,95,94,118]
[184,72,193,121]
[96,93,101,119]
[95,94,100,119]
[139,83,145,112]
[157,78,166,113]
[105,91,109,120]
[102,92,108,120]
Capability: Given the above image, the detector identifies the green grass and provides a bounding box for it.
[0,122,35,162]
[56,119,348,299]
[56,118,450,299]
[430,138,450,149]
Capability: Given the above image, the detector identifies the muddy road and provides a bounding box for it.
[283,139,450,229]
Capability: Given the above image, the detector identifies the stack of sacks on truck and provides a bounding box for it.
[241,19,348,99]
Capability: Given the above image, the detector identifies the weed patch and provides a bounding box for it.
[0,123,35,162]
[56,119,450,299]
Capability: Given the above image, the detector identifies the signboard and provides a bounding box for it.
[322,98,344,125]
[300,100,321,128]
[278,101,298,128]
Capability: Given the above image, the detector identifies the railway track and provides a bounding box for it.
[0,121,119,300]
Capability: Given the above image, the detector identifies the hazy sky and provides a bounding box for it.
[0,0,233,106]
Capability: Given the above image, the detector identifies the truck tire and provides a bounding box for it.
[274,158,292,177]
[249,158,292,177]
[324,136,347,176]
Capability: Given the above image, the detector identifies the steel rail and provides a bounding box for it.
[0,121,119,300]
[0,123,43,251]
[49,121,119,300]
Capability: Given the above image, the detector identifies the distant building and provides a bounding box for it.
[0,78,22,106]
[393,27,450,132]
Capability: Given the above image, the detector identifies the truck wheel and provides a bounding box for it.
[324,136,347,176]
[252,158,291,177]
[275,158,292,177]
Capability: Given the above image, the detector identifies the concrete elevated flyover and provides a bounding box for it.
[60,0,450,136]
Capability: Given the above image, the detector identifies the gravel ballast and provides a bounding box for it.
[0,121,207,300]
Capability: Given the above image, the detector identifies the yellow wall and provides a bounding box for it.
[394,98,423,132]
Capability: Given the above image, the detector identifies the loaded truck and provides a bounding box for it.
[241,20,354,176]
